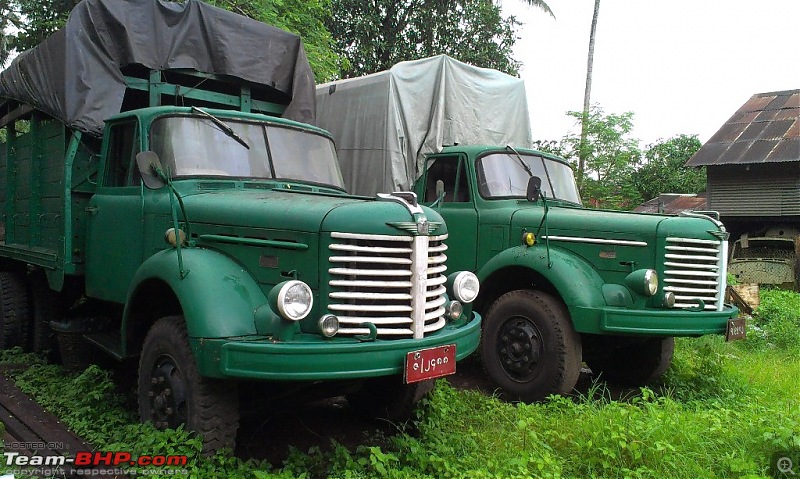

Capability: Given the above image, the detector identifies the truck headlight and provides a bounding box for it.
[625,269,658,297]
[274,280,313,321]
[448,271,480,304]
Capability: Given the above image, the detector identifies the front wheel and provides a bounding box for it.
[138,316,239,453]
[481,290,582,402]
[586,337,675,386]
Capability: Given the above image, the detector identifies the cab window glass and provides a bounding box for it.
[424,156,470,202]
[105,122,140,186]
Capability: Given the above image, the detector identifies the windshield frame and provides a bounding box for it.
[475,151,582,205]
[148,113,346,190]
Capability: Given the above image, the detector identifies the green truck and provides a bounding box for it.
[315,56,741,401]
[0,0,481,451]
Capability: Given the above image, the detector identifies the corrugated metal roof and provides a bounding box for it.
[633,194,707,214]
[687,89,800,166]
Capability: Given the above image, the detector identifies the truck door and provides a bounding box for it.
[85,121,145,303]
[421,154,479,272]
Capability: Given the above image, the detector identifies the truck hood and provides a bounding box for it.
[510,205,670,241]
[180,188,447,235]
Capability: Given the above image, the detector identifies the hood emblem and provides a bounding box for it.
[387,221,442,236]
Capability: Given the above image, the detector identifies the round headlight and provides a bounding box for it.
[644,269,658,296]
[625,269,659,297]
[447,300,463,320]
[318,314,339,337]
[277,280,313,321]
[450,271,480,304]
[663,291,676,308]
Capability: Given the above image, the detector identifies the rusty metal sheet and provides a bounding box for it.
[687,89,800,166]
[765,138,800,162]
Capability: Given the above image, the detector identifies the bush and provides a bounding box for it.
[746,289,800,350]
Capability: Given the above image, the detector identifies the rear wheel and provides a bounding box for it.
[481,290,582,402]
[0,271,30,349]
[138,316,239,453]
[586,337,675,385]
[347,376,434,422]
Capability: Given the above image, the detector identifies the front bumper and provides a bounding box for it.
[191,314,481,380]
[571,305,739,336]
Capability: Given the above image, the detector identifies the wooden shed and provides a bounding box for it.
[687,89,800,236]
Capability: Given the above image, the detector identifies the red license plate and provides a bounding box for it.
[726,317,747,341]
[404,344,456,384]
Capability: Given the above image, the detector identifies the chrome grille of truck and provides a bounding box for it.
[663,237,726,311]
[328,232,448,338]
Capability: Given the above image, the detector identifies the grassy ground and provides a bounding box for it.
[1,289,798,478]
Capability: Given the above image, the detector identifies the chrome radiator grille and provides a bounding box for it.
[328,232,448,338]
[663,237,726,311]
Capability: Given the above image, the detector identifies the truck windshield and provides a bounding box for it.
[150,116,345,188]
[476,153,582,204]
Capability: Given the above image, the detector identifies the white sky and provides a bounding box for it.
[501,0,800,147]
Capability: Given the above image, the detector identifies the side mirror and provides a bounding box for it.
[526,176,542,202]
[136,151,166,190]
[435,180,445,200]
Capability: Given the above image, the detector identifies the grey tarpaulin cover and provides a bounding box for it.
[0,0,316,136]
[315,55,533,196]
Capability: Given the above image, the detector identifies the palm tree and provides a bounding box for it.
[517,0,555,18]
[577,0,600,189]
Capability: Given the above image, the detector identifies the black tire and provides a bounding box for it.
[347,376,434,422]
[28,277,61,357]
[586,337,675,386]
[138,316,239,454]
[0,271,30,349]
[481,290,582,402]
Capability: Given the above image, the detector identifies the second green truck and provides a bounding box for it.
[315,55,741,401]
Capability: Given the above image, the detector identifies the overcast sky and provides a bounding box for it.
[501,0,800,147]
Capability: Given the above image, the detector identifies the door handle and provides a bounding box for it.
[85,206,99,216]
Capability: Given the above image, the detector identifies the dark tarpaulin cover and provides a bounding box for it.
[0,0,316,136]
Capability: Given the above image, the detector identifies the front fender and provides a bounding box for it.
[123,248,266,340]
[477,245,607,310]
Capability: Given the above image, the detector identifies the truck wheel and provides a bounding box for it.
[347,376,434,422]
[587,337,674,386]
[28,278,60,357]
[0,271,30,349]
[481,290,581,402]
[138,316,239,453]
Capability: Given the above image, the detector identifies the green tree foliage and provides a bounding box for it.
[4,0,75,53]
[327,0,524,78]
[560,105,642,210]
[632,134,706,201]
[5,0,342,82]
[0,0,22,65]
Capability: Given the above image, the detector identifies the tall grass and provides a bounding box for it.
[1,288,798,478]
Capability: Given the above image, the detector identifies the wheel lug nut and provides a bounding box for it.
[148,391,154,397]
[164,388,171,396]
[165,407,173,415]
[151,377,158,385]
[158,377,165,384]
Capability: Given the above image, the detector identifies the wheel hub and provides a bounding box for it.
[147,357,187,429]
[497,318,543,382]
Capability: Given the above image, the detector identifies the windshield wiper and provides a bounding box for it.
[506,145,533,177]
[191,106,250,150]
